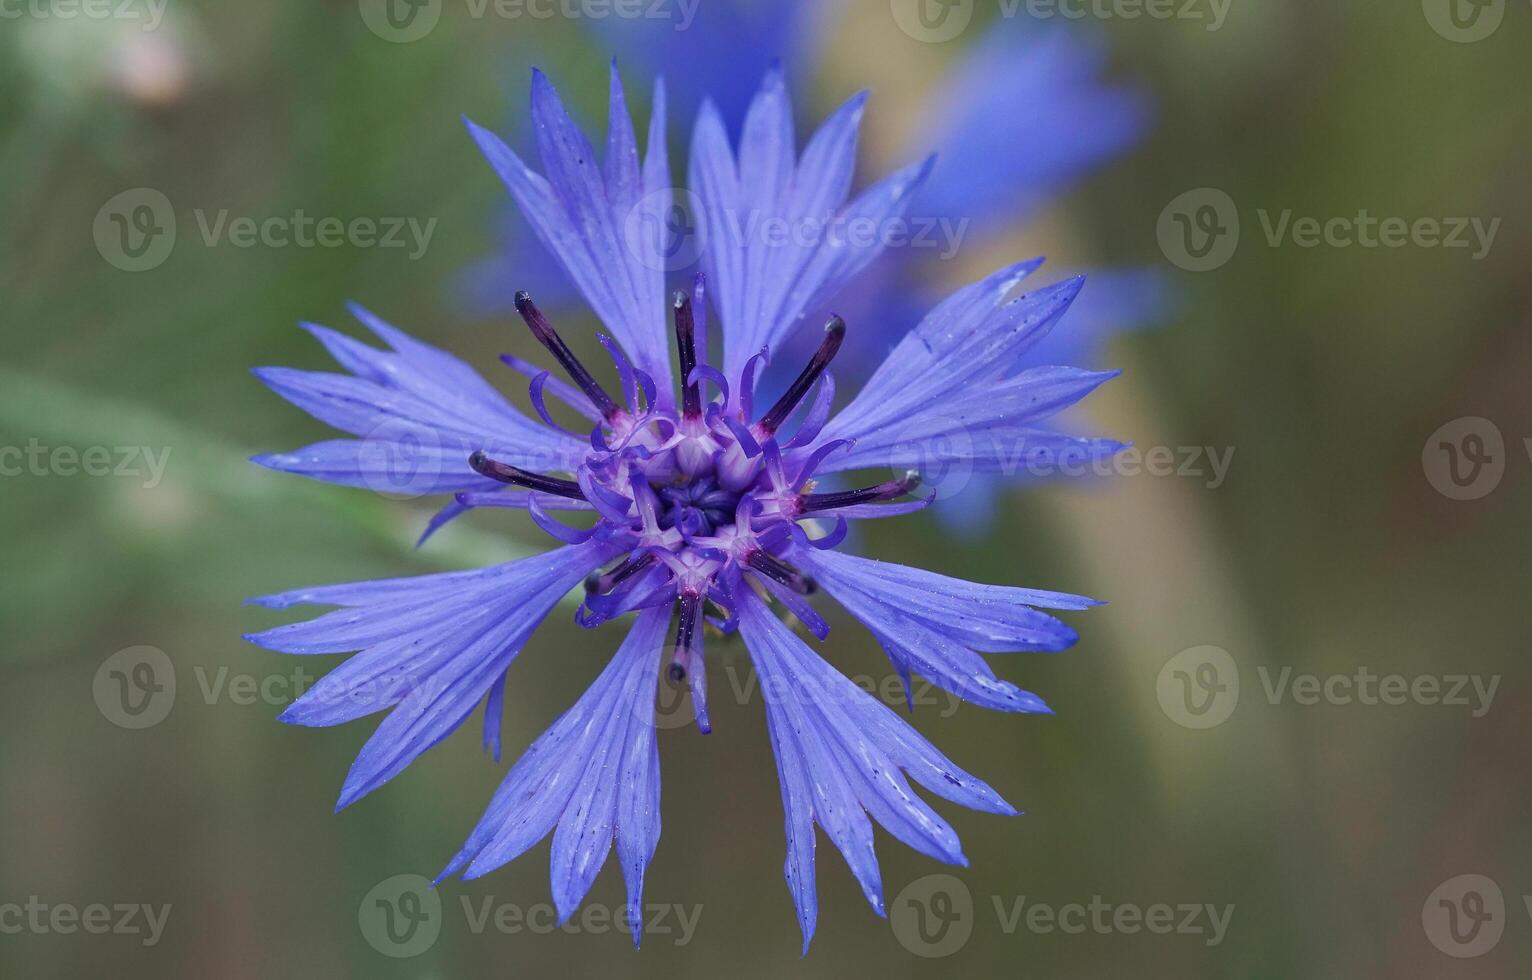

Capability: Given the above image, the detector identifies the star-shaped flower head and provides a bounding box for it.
[246,64,1124,952]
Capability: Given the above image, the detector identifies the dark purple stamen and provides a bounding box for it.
[469,450,587,500]
[799,469,921,513]
[584,553,655,595]
[746,550,816,595]
[673,291,702,419]
[670,591,702,682]
[514,290,623,421]
[756,315,845,435]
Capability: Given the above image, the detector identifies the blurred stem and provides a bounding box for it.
[1048,373,1301,803]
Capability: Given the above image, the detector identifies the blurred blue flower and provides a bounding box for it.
[248,66,1119,951]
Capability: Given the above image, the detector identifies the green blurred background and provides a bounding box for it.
[3,1,1530,976]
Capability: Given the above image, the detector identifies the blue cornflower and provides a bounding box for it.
[246,66,1122,951]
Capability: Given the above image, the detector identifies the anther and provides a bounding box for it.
[799,469,921,513]
[746,551,817,595]
[469,450,587,500]
[675,592,703,643]
[671,591,711,733]
[514,290,623,421]
[583,553,655,595]
[756,315,844,435]
[674,291,702,419]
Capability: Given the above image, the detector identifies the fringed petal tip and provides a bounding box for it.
[242,594,293,610]
[910,152,938,189]
[1010,692,1055,715]
[416,499,470,549]
[1059,271,1089,295]
[247,451,312,475]
[274,702,306,726]
[1007,255,1049,284]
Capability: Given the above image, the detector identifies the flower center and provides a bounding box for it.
[466,283,924,690]
[655,476,740,536]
